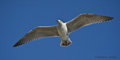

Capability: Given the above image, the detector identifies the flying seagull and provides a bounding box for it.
[13,14,113,47]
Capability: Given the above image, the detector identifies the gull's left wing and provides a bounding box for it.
[13,26,59,47]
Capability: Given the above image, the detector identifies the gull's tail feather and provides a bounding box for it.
[60,38,72,46]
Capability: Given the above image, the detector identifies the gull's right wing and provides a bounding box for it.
[66,14,113,33]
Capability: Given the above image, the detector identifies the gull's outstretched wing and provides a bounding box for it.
[13,26,59,47]
[66,14,113,33]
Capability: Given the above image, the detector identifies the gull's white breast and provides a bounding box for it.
[57,23,68,40]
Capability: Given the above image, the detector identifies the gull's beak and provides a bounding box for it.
[57,20,61,23]
[56,20,59,22]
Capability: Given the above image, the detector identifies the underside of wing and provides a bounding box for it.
[66,14,114,33]
[13,26,59,47]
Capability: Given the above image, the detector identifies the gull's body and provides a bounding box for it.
[57,20,72,46]
[13,14,113,47]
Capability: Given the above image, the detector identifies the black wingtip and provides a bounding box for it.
[13,40,29,47]
[13,45,16,47]
[109,17,114,20]
[104,16,114,21]
[13,43,21,47]
[13,44,18,47]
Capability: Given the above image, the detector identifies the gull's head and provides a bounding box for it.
[57,20,63,23]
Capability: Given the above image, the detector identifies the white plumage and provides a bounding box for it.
[13,14,113,47]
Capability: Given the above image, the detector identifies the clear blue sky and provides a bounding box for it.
[0,0,120,60]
